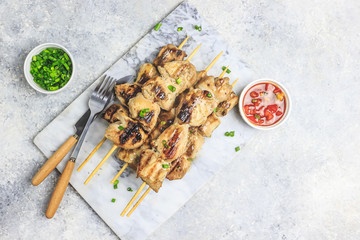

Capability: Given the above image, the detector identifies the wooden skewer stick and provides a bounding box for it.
[178,36,189,50]
[121,182,147,217]
[219,65,229,79]
[84,145,118,185]
[231,78,239,88]
[77,137,107,172]
[126,186,151,217]
[110,163,128,184]
[185,43,202,62]
[204,51,223,73]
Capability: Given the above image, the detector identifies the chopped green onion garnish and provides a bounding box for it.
[161,121,166,125]
[254,114,260,120]
[214,107,218,113]
[162,164,170,168]
[111,198,116,203]
[177,27,183,31]
[222,66,231,74]
[118,126,124,130]
[127,187,133,192]
[207,93,212,98]
[168,85,176,92]
[229,131,235,137]
[176,78,182,84]
[113,180,119,189]
[162,140,169,149]
[225,132,230,136]
[139,108,150,118]
[195,25,202,31]
[235,146,240,152]
[154,23,162,31]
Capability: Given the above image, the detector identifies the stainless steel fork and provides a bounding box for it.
[45,75,116,218]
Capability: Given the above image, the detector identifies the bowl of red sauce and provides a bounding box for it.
[239,79,291,130]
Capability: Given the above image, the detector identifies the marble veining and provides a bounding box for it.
[33,2,256,240]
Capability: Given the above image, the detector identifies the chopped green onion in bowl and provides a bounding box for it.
[30,48,73,91]
[24,43,75,94]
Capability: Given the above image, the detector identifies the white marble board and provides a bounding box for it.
[34,2,257,240]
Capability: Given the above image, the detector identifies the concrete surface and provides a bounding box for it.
[1,0,360,239]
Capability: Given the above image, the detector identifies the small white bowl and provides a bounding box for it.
[239,79,291,130]
[24,43,75,94]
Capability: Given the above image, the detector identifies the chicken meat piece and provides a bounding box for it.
[153,44,187,66]
[196,76,233,102]
[137,149,170,192]
[213,77,233,102]
[102,104,129,123]
[196,70,207,83]
[135,63,158,85]
[199,112,221,137]
[150,109,175,140]
[185,127,205,159]
[157,61,197,91]
[105,118,148,149]
[216,92,239,117]
[176,89,218,126]
[114,83,142,106]
[128,93,160,132]
[166,156,192,181]
[142,76,178,111]
[153,123,189,162]
[117,140,151,170]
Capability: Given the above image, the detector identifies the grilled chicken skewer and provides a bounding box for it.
[121,58,238,217]
[79,37,191,173]
[81,38,197,184]
[125,67,239,217]
[111,44,202,185]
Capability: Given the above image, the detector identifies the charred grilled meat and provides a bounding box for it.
[176,89,218,126]
[142,76,178,111]
[166,127,204,180]
[117,140,151,170]
[153,123,189,162]
[135,63,159,85]
[102,104,129,123]
[137,149,170,192]
[114,83,142,106]
[199,112,221,137]
[157,61,197,91]
[150,109,175,140]
[128,93,160,132]
[216,92,239,117]
[186,127,205,159]
[153,44,187,66]
[166,156,192,181]
[105,117,148,149]
[196,76,233,102]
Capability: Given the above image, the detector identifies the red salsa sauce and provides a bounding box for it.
[242,82,286,126]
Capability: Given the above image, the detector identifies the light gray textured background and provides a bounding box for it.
[1,0,359,239]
